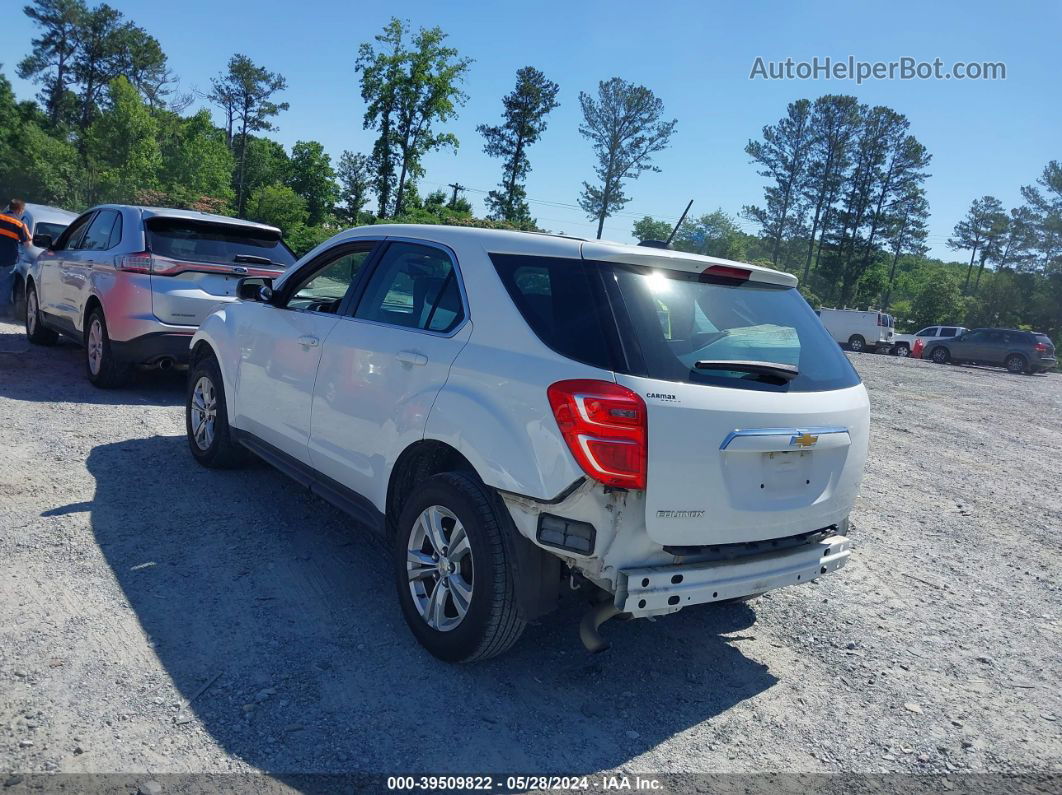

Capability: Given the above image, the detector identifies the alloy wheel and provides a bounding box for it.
[190,376,218,451]
[87,318,103,375]
[896,346,909,357]
[406,504,474,632]
[27,290,37,335]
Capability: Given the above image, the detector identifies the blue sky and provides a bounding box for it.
[2,0,1059,259]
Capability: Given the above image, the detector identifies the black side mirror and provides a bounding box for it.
[32,234,53,249]
[237,277,274,302]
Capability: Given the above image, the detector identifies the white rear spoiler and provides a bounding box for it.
[580,242,798,288]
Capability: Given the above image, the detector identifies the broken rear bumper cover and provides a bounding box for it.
[616,534,851,616]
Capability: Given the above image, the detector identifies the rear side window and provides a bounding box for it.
[939,327,958,337]
[491,254,860,392]
[355,242,464,333]
[490,254,616,370]
[146,218,296,267]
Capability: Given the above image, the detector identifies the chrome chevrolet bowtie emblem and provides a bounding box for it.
[790,432,819,448]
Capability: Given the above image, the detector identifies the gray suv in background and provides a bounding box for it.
[927,327,1057,374]
[25,205,295,387]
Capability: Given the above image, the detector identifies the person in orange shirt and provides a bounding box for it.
[0,199,31,319]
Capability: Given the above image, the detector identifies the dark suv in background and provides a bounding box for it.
[927,328,1057,374]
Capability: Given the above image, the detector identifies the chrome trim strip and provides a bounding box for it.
[719,425,849,450]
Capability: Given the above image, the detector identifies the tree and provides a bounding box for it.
[673,210,749,260]
[84,76,161,203]
[1020,161,1062,272]
[742,99,812,266]
[800,95,861,279]
[910,272,964,329]
[157,109,234,208]
[241,136,289,197]
[286,140,337,225]
[71,3,168,131]
[356,18,471,217]
[336,150,372,224]
[477,66,559,227]
[578,77,677,239]
[244,183,307,235]
[948,196,1005,292]
[632,216,672,242]
[881,187,928,309]
[210,54,289,216]
[17,0,86,127]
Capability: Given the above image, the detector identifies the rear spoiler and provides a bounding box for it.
[580,242,798,288]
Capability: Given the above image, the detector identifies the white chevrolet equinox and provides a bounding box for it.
[186,225,869,662]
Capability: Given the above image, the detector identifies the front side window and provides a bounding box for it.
[286,246,373,313]
[916,327,938,337]
[56,212,94,250]
[354,242,464,333]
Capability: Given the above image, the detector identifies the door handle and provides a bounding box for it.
[298,335,319,349]
[396,350,427,366]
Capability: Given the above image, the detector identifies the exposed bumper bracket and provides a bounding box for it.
[618,534,851,615]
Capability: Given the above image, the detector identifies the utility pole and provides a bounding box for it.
[447,182,465,209]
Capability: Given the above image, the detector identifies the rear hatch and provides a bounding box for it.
[1034,333,1056,360]
[145,217,294,326]
[583,244,869,546]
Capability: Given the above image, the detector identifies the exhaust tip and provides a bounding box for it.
[156,357,175,370]
[579,603,621,653]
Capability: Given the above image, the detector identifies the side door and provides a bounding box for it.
[309,239,472,507]
[233,241,378,464]
[39,211,94,321]
[68,209,121,331]
[951,330,988,361]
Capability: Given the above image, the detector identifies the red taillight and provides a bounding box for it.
[1034,342,1048,352]
[701,264,750,282]
[114,251,153,274]
[547,380,647,490]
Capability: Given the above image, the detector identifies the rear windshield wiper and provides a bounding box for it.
[233,254,277,266]
[694,359,799,382]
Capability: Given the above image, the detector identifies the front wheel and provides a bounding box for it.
[894,344,910,357]
[24,284,58,346]
[394,472,525,662]
[848,335,866,352]
[1005,354,1028,374]
[185,354,249,468]
[930,346,950,364]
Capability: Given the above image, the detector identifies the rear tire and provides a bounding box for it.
[394,472,526,662]
[11,277,26,324]
[848,335,866,353]
[24,284,58,346]
[1005,354,1027,374]
[930,346,950,364]
[85,307,131,388]
[185,354,249,468]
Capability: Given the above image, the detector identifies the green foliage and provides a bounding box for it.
[578,77,677,238]
[336,150,372,224]
[244,183,307,235]
[632,216,672,242]
[157,109,234,208]
[356,18,471,217]
[909,272,965,329]
[85,76,161,203]
[286,140,338,225]
[478,66,559,227]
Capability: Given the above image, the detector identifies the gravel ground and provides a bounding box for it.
[0,316,1060,781]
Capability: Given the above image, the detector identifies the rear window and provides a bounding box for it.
[491,254,861,393]
[146,218,296,267]
[34,221,67,240]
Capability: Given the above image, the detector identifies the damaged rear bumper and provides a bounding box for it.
[617,534,851,616]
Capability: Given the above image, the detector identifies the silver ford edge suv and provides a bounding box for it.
[25,205,294,387]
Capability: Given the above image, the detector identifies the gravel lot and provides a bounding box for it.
[1,316,1060,781]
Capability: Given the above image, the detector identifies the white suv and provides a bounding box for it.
[186,225,870,662]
